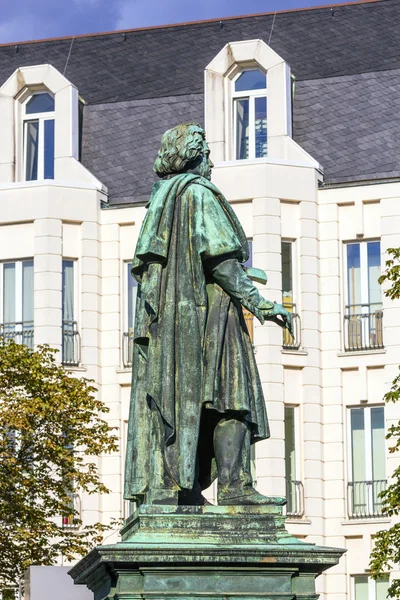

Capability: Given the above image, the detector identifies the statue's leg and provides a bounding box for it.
[214,417,274,505]
[146,405,179,506]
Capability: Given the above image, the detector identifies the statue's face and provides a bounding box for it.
[183,134,214,180]
[199,141,214,180]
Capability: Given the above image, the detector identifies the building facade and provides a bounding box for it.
[0,1,399,599]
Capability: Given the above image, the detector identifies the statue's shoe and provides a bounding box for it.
[218,487,285,506]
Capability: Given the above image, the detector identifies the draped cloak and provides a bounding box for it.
[124,173,270,499]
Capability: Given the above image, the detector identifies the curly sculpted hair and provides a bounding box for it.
[153,123,205,178]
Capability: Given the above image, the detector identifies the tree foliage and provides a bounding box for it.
[369,248,400,597]
[0,342,119,589]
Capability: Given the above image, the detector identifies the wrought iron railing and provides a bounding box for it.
[348,479,387,519]
[285,479,304,517]
[0,321,34,348]
[282,302,301,350]
[62,493,81,529]
[123,330,135,368]
[62,320,81,366]
[344,304,383,352]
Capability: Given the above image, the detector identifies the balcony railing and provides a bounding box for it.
[282,302,301,350]
[348,479,387,519]
[344,304,383,352]
[285,479,304,518]
[62,493,81,529]
[0,321,34,348]
[123,330,135,368]
[62,320,81,366]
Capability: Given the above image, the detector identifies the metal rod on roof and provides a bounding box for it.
[268,9,277,45]
[63,36,75,76]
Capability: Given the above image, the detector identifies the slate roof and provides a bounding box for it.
[1,0,400,202]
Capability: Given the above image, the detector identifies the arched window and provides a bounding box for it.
[23,92,55,181]
[232,68,267,160]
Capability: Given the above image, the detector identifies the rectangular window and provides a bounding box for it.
[345,241,383,351]
[233,69,267,160]
[281,241,300,350]
[123,262,138,368]
[62,260,79,366]
[0,260,34,348]
[354,576,389,600]
[348,406,386,518]
[284,406,303,517]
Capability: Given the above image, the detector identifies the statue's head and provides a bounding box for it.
[154,123,213,180]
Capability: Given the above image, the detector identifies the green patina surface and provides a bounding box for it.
[69,125,345,599]
[69,504,345,599]
[124,124,292,506]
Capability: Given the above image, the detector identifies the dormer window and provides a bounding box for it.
[23,92,55,181]
[233,68,267,160]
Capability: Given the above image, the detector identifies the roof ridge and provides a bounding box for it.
[0,0,388,48]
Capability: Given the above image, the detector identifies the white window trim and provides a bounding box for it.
[352,574,390,600]
[343,239,381,309]
[21,91,55,182]
[62,258,79,326]
[231,67,267,161]
[347,405,386,483]
[0,259,33,327]
[281,238,297,308]
[284,404,301,483]
[124,260,138,335]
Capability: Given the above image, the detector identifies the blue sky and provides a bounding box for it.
[0,0,357,44]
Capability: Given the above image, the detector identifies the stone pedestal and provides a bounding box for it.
[69,501,344,600]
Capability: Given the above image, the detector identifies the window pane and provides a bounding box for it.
[22,261,34,323]
[284,406,296,481]
[376,576,390,600]
[347,243,361,307]
[235,98,249,160]
[3,263,16,324]
[368,241,381,306]
[127,263,138,330]
[44,119,55,180]
[282,242,293,305]
[26,93,54,114]
[371,407,385,481]
[235,69,266,92]
[25,121,39,181]
[255,96,267,158]
[354,576,369,600]
[351,408,366,482]
[62,261,74,322]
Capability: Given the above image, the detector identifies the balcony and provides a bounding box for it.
[348,479,387,519]
[344,304,383,352]
[282,302,301,350]
[62,493,81,529]
[285,479,304,518]
[62,320,81,366]
[0,321,34,348]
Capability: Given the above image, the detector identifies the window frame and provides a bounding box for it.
[0,259,34,325]
[344,239,382,309]
[229,66,268,161]
[0,259,34,347]
[21,91,55,181]
[347,405,386,483]
[352,574,390,600]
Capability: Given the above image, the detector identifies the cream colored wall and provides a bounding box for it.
[319,182,400,600]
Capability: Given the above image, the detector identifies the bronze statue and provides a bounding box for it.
[124,124,291,506]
